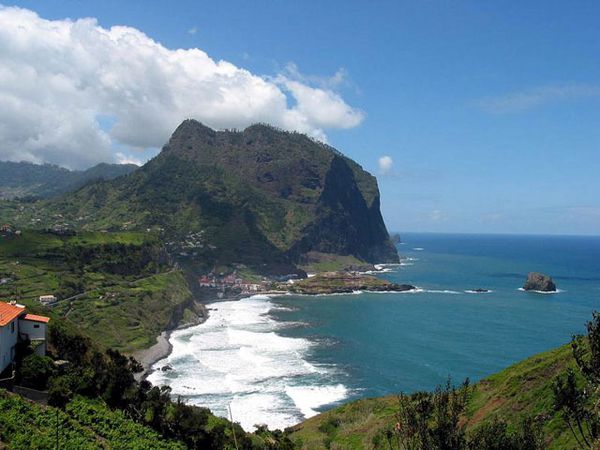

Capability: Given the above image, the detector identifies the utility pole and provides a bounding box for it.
[228,404,239,450]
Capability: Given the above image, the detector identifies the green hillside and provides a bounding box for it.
[289,344,577,449]
[0,161,138,199]
[0,230,196,352]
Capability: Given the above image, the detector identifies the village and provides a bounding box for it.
[198,272,279,296]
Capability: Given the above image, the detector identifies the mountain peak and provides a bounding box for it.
[170,119,216,139]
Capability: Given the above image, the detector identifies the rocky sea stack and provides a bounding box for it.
[523,272,557,292]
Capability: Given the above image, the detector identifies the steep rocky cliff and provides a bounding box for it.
[1,120,399,273]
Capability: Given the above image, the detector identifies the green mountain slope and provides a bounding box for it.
[0,230,198,352]
[289,344,576,449]
[0,161,138,199]
[1,121,398,274]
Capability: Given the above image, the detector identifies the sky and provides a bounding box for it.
[1,1,599,235]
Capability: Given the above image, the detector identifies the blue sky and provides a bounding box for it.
[3,1,600,235]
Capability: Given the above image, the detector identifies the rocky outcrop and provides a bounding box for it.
[523,272,557,292]
[289,271,415,295]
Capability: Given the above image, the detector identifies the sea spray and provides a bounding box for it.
[148,295,349,431]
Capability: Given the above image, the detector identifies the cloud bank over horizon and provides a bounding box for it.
[0,6,364,169]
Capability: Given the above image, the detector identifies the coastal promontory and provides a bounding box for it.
[2,120,399,276]
[289,271,415,295]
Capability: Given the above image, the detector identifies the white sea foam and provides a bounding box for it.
[401,287,461,294]
[285,384,348,418]
[412,247,425,251]
[148,295,349,431]
[464,289,493,294]
[517,288,564,294]
[425,289,461,294]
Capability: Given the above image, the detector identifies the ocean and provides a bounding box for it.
[148,233,600,431]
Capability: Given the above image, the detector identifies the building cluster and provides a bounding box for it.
[198,273,265,294]
[166,231,213,257]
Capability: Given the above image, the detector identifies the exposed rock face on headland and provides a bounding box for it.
[523,272,557,292]
[289,271,415,295]
[12,120,399,275]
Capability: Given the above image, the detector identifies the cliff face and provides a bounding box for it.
[161,120,399,265]
[12,120,398,273]
[288,155,398,263]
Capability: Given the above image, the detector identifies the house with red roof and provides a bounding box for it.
[0,301,50,374]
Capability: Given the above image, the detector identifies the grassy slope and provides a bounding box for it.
[0,231,192,352]
[289,344,577,450]
[0,391,184,449]
[55,270,192,352]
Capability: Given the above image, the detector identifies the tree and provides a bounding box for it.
[48,375,73,408]
[553,312,600,448]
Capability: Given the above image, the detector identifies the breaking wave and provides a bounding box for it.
[148,295,349,431]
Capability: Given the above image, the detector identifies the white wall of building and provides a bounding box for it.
[18,319,47,341]
[0,319,19,374]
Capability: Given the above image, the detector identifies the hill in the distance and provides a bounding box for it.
[0,120,399,275]
[0,160,138,199]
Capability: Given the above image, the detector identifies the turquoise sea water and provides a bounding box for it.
[276,233,600,395]
[149,233,600,430]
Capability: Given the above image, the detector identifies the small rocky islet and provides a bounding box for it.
[523,272,557,292]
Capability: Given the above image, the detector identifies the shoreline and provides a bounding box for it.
[134,269,402,380]
[134,289,254,380]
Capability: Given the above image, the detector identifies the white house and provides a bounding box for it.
[0,301,50,374]
[38,295,57,306]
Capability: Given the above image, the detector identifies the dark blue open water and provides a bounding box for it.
[150,233,600,430]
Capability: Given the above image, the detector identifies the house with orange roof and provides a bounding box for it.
[0,301,50,374]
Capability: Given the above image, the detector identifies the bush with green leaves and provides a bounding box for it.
[20,354,54,390]
[375,378,544,450]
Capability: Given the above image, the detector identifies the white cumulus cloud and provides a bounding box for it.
[378,155,394,175]
[0,6,364,169]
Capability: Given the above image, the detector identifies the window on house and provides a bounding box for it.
[11,322,14,333]
[33,324,40,329]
